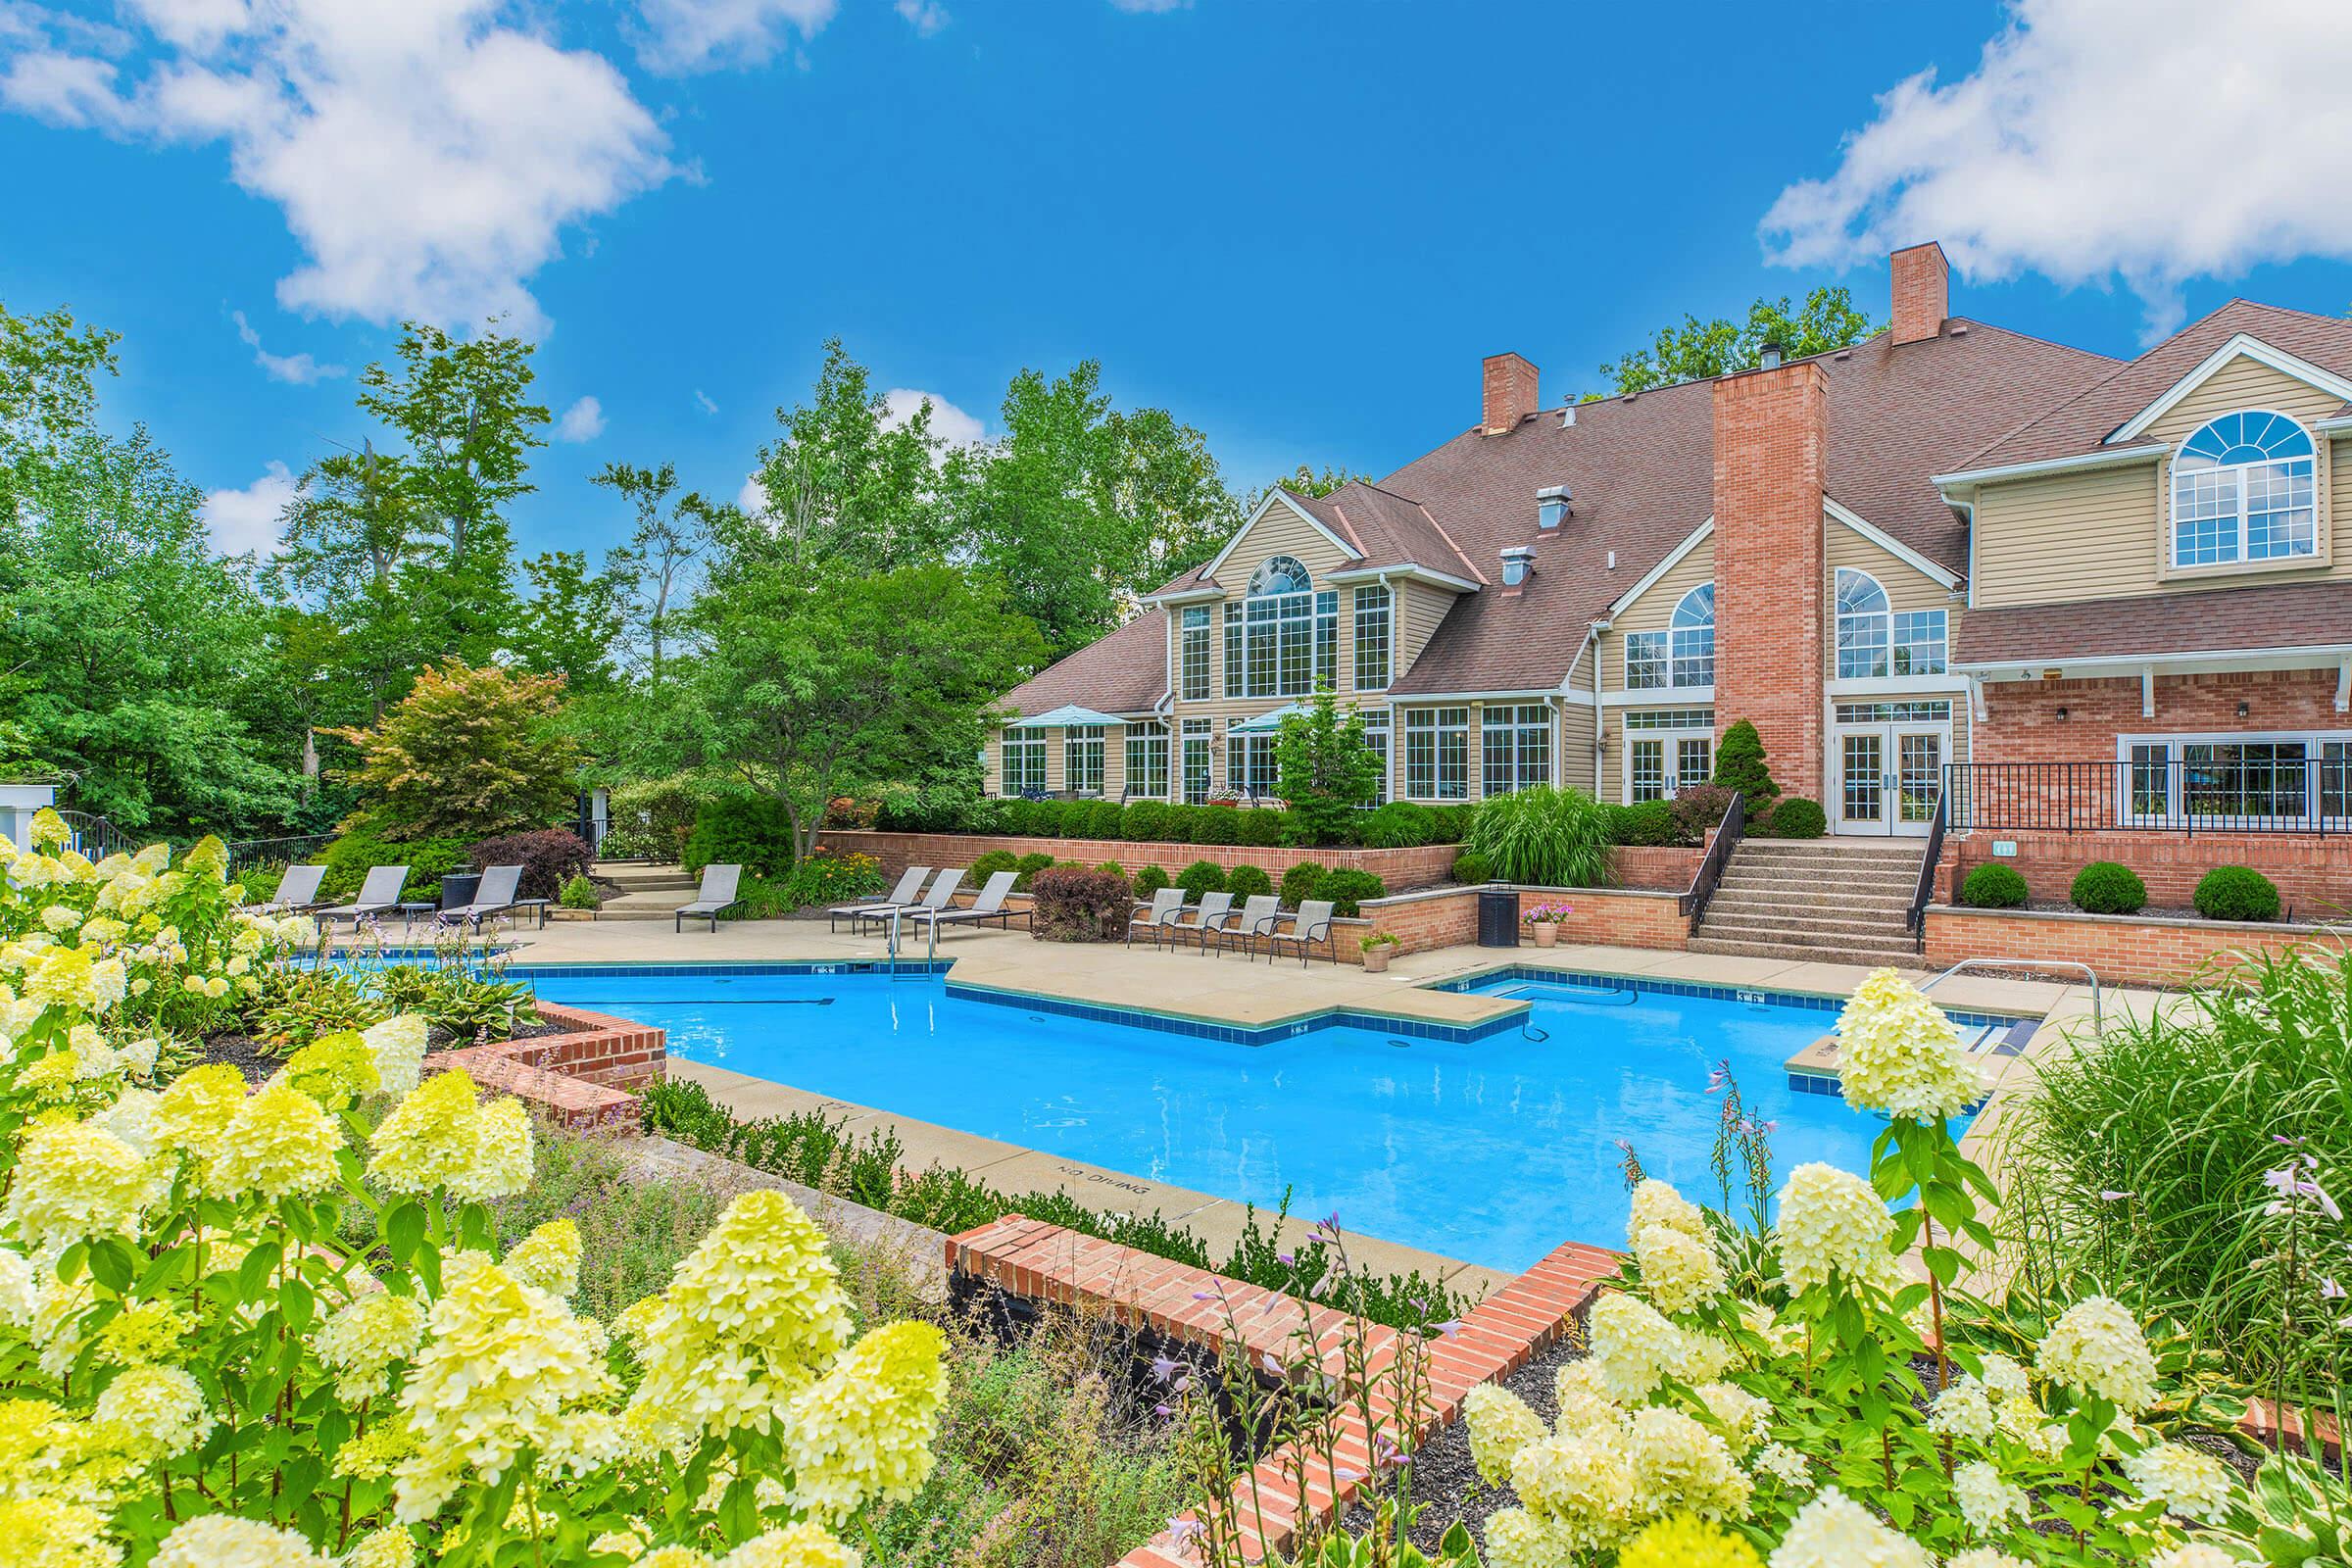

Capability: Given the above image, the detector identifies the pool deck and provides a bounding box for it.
[499,918,2163,1293]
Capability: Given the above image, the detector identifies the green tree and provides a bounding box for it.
[744,339,951,574]
[649,563,1042,865]
[1710,718,1780,810]
[1274,688,1383,846]
[1244,463,1370,514]
[593,459,717,680]
[1592,285,1880,397]
[515,550,627,694]
[325,660,582,840]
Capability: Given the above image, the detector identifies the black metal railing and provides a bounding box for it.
[1907,791,1945,944]
[226,832,337,874]
[57,809,140,862]
[1678,789,1744,931]
[1946,760,2348,836]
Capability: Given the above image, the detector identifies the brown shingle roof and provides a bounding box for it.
[1959,301,2352,471]
[1383,321,2118,695]
[999,612,1165,718]
[1952,580,2352,666]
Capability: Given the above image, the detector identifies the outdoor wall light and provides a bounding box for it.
[2237,701,2251,717]
[2055,707,2068,720]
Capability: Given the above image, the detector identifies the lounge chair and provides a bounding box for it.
[436,864,524,935]
[316,865,410,928]
[857,868,963,935]
[906,870,1020,938]
[828,864,929,933]
[1207,894,1279,959]
[1166,891,1234,952]
[674,864,745,933]
[1126,888,1186,948]
[257,863,327,913]
[1261,900,1338,966]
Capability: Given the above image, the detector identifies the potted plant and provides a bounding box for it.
[1359,930,1401,973]
[1521,900,1575,948]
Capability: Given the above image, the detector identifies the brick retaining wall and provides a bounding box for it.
[1358,884,1690,958]
[1942,830,2352,918]
[428,1001,663,1131]
[1923,905,2349,986]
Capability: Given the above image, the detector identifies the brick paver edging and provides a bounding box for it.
[943,1217,1617,1566]
[426,1001,664,1131]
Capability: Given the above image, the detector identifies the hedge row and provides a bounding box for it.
[1960,859,2284,922]
[871,795,1480,849]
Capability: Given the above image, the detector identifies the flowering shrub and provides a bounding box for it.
[0,809,944,1564]
[1465,965,2303,1566]
[1520,901,1575,924]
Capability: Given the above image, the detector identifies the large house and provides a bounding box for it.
[989,244,2352,843]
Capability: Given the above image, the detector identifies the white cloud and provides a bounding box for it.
[882,386,984,449]
[693,388,719,415]
[895,0,949,36]
[1760,0,2352,339]
[1,2,677,332]
[632,0,836,74]
[555,394,606,441]
[736,472,769,517]
[202,459,298,556]
[231,309,344,383]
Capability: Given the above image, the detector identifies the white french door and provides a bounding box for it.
[1833,702,1950,837]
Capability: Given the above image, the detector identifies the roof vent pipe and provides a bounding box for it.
[1758,341,1784,370]
[1536,484,1572,530]
[1499,545,1536,589]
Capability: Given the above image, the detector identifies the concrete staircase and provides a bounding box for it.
[588,861,698,922]
[1686,839,1926,964]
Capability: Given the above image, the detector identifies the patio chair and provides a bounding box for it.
[1260,900,1338,966]
[1165,891,1234,952]
[1126,887,1186,948]
[828,864,929,933]
[435,864,523,935]
[257,863,327,914]
[858,868,963,936]
[675,864,745,933]
[906,870,1020,938]
[316,865,410,928]
[1207,894,1279,959]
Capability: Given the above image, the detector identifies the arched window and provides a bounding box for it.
[1836,568,1946,678]
[2172,411,2317,566]
[1669,584,1715,688]
[1231,557,1335,697]
[1248,556,1313,597]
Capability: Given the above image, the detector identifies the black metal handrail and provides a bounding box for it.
[226,832,337,873]
[1907,791,1946,945]
[56,809,140,862]
[1946,760,2348,835]
[1678,790,1744,930]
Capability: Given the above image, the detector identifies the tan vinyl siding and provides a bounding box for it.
[1559,700,1597,797]
[1223,496,1355,581]
[1827,521,1950,615]
[1396,582,1456,676]
[1599,536,1714,697]
[1973,356,2347,609]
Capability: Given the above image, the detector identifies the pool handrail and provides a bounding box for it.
[1920,956,2101,1037]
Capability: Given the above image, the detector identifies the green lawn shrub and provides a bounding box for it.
[970,849,1020,884]
[1279,860,1326,909]
[1960,862,2029,908]
[1358,802,1435,848]
[1764,797,1827,840]
[2194,865,2281,922]
[559,874,601,910]
[1609,801,1678,847]
[1010,852,1056,891]
[2069,860,2148,915]
[1225,863,1274,901]
[1190,806,1240,846]
[682,795,797,877]
[1133,864,1171,897]
[1315,869,1385,916]
[1450,851,1491,884]
[1174,859,1226,900]
[1121,801,1174,842]
[319,822,469,903]
[1236,808,1287,847]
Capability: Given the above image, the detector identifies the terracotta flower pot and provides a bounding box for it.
[1531,922,1558,948]
[1362,945,1394,972]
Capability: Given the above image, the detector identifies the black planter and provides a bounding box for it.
[440,873,481,910]
[1477,889,1521,947]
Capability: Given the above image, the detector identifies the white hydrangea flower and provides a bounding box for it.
[93,1364,214,1460]
[2122,1441,2237,1523]
[1691,1380,1773,1455]
[1776,1162,1901,1295]
[1463,1383,1546,1487]
[1979,1352,2033,1404]
[1482,1508,1582,1568]
[362,1015,429,1097]
[1509,1430,1637,1551]
[1590,1293,1689,1401]
[1948,1551,2033,1568]
[1622,1403,1751,1522]
[0,1247,35,1328]
[1628,1178,1709,1246]
[1835,968,1982,1122]
[2147,1544,2240,1568]
[2037,1296,2160,1414]
[1552,1358,1622,1436]
[1752,1441,1811,1489]
[1928,1375,1998,1440]
[1767,1486,1931,1568]
[151,1515,328,1566]
[1953,1458,2028,1536]
[1635,1220,1727,1315]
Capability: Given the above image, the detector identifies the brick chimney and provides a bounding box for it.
[1890,241,1949,345]
[1482,353,1539,435]
[1712,358,1829,800]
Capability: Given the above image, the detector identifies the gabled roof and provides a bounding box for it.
[1961,301,2352,471]
[1159,479,1483,594]
[999,612,1166,719]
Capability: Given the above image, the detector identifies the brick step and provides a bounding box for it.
[1688,934,1922,963]
[1716,869,1919,895]
[1696,913,1912,943]
[1703,892,1914,920]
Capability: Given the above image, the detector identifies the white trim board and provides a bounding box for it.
[1825,498,1961,590]
[1605,517,1712,617]
[1194,489,1363,587]
[1933,442,2169,496]
[2109,333,2352,445]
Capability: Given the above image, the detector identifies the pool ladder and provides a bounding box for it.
[881,908,938,981]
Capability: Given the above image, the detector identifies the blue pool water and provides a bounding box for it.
[529,967,1963,1273]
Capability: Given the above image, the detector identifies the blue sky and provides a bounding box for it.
[7,0,2352,563]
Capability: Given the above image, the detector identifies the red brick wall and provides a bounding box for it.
[1890,241,1949,344]
[428,1002,663,1132]
[1712,360,1828,800]
[1923,906,2345,986]
[1482,352,1540,434]
[1975,668,2343,766]
[1357,886,1687,959]
[1942,831,2352,916]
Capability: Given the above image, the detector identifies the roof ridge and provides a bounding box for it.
[1319,497,1369,554]
[1414,499,1488,585]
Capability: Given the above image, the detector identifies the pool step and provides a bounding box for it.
[1690,838,1927,964]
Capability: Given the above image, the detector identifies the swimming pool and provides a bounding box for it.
[526,964,1990,1273]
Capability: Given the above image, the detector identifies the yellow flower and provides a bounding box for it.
[0,1397,128,1508]
[0,1496,121,1568]
[340,1527,417,1568]
[1620,1515,1764,1568]
[28,809,70,851]
[92,1365,213,1461]
[1635,1221,1726,1314]
[315,1291,428,1402]
[1552,1358,1623,1436]
[207,1082,343,1200]
[783,1320,946,1520]
[275,1031,379,1105]
[2036,1296,2159,1415]
[151,1515,328,1566]
[1589,1293,1728,1401]
[1624,1404,1751,1524]
[3,1118,154,1250]
[1767,1486,1929,1568]
[361,1015,429,1097]
[367,1072,534,1201]
[1835,968,1980,1123]
[717,1523,863,1568]
[152,1064,248,1169]
[1509,1429,1636,1551]
[504,1218,582,1298]
[1775,1162,1900,1295]
[0,1248,36,1329]
[1628,1178,1710,1246]
[1463,1383,1546,1486]
[93,1299,193,1369]
[1482,1508,1581,1568]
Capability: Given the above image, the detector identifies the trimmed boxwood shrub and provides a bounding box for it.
[1010,852,1056,891]
[1226,863,1274,901]
[1279,860,1327,909]
[1432,805,1481,845]
[1237,808,1288,847]
[683,796,798,877]
[1077,801,1125,839]
[1766,797,1827,840]
[1359,802,1435,849]
[2070,860,2148,915]
[1961,862,2030,909]
[1191,807,1241,846]
[319,823,469,903]
[970,849,1020,884]
[1027,866,1131,942]
[467,827,592,901]
[1610,801,1678,847]
[2194,864,2281,923]
[1175,859,1227,900]
[1122,801,1174,842]
[1451,851,1491,884]
[1316,869,1386,917]
[1134,864,1171,897]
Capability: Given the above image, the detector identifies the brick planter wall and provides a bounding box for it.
[1942,830,2352,918]
[1356,884,1689,959]
[824,829,1703,895]
[1923,904,2348,986]
[427,1001,664,1132]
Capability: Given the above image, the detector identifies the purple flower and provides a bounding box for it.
[1168,1517,1203,1548]
[1431,1319,1462,1338]
[1276,1251,1295,1267]
[1261,1351,1284,1376]
[1335,1466,1364,1485]
[1152,1354,1182,1384]
[1193,1291,1218,1301]
[1153,1402,1174,1417]
[2098,1190,2134,1202]
[2323,1278,2346,1300]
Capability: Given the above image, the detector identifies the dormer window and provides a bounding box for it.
[2172,411,2317,567]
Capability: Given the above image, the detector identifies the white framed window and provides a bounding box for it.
[1225,732,1280,799]
[2119,730,2352,826]
[1481,704,1550,796]
[1063,725,1104,795]
[1231,558,1336,699]
[1624,631,1667,690]
[1125,722,1168,800]
[1222,603,1242,698]
[1180,608,1210,701]
[1621,709,1715,803]
[1352,586,1392,691]
[2171,411,2318,568]
[1002,733,1046,795]
[1670,585,1715,688]
[1403,707,1470,799]
[1181,718,1212,804]
[1836,568,1946,678]
[1361,709,1391,805]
